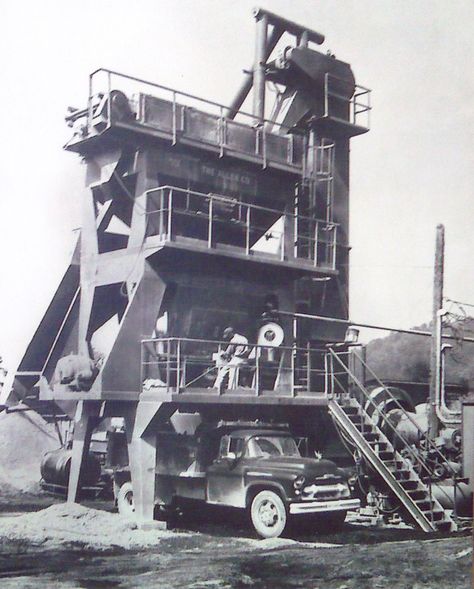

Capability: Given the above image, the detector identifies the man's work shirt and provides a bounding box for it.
[228,333,249,358]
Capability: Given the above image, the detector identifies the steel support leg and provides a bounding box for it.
[67,401,102,503]
[124,400,174,528]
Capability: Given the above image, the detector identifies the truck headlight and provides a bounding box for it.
[293,475,306,494]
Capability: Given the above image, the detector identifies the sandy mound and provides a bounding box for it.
[235,536,340,550]
[0,503,184,550]
[0,409,60,494]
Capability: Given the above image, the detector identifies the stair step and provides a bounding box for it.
[416,500,434,511]
[368,440,389,449]
[342,406,360,415]
[434,520,453,532]
[385,460,405,470]
[399,480,420,490]
[363,432,381,442]
[407,489,427,500]
[347,414,365,423]
[393,470,411,481]
[379,451,396,461]
[429,511,445,522]
[348,418,375,432]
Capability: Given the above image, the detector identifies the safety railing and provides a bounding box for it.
[81,69,305,170]
[144,186,338,270]
[327,347,463,519]
[324,73,371,130]
[140,337,328,397]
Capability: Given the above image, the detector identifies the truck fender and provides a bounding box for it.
[245,482,288,508]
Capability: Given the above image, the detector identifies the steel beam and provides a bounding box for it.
[124,401,175,527]
[252,8,325,46]
[67,400,102,503]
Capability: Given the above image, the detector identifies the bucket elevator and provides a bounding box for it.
[2,9,468,532]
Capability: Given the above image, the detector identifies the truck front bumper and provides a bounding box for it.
[289,498,360,515]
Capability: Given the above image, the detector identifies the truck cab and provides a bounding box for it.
[113,423,359,538]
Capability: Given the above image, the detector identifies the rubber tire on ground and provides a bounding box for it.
[313,510,347,531]
[250,490,287,539]
[116,481,135,519]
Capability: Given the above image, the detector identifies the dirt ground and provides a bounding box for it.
[0,493,472,589]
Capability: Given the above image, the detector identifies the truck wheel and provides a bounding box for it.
[117,482,135,518]
[250,490,287,538]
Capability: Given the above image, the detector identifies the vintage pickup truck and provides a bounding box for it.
[112,423,360,538]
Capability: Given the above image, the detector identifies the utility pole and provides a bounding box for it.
[429,224,444,440]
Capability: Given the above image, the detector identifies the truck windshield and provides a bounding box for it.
[246,436,300,458]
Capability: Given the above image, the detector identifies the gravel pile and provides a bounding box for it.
[0,409,59,494]
[0,503,183,550]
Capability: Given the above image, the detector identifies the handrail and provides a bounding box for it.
[144,185,340,229]
[143,185,338,269]
[141,336,327,355]
[88,68,301,134]
[141,337,328,397]
[323,73,371,128]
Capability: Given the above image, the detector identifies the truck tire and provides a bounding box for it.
[117,482,135,519]
[250,490,287,538]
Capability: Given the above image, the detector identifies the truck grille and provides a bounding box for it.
[301,482,349,501]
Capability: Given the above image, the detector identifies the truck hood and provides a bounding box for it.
[244,457,344,480]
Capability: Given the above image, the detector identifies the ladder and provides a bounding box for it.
[327,348,458,533]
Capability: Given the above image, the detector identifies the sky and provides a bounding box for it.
[0,0,473,368]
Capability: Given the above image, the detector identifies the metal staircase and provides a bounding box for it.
[327,348,459,532]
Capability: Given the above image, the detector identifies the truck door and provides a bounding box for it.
[207,435,245,508]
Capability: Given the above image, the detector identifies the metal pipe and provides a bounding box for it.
[167,189,173,239]
[436,315,461,425]
[225,25,283,120]
[429,224,445,439]
[298,30,309,48]
[253,12,268,121]
[279,310,474,343]
[245,207,251,255]
[208,197,213,249]
[176,339,181,391]
[253,8,325,45]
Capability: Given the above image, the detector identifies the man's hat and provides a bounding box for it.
[223,326,234,339]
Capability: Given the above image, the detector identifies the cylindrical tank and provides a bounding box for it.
[388,404,428,449]
[365,386,416,423]
[41,448,101,487]
[432,481,472,517]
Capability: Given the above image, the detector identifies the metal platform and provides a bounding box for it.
[144,185,339,273]
[65,69,306,176]
[43,337,331,405]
